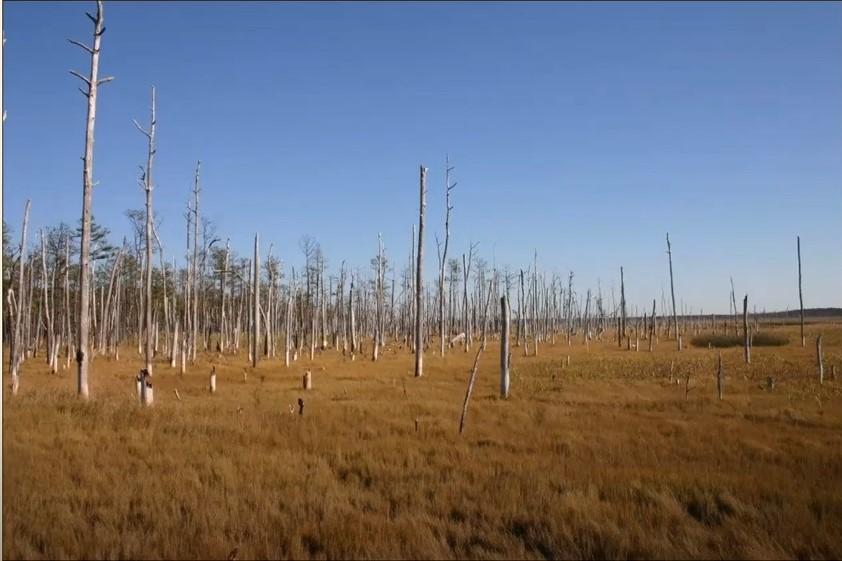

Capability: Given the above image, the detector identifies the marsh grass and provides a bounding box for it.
[3,324,842,559]
[691,333,790,348]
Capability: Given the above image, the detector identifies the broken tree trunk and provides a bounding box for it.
[500,295,510,399]
[817,335,824,385]
[743,294,750,365]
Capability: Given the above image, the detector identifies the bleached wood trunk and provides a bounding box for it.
[415,166,426,377]
[797,236,805,347]
[285,288,293,367]
[70,0,111,399]
[500,295,510,399]
[666,233,680,350]
[209,367,216,394]
[135,86,157,378]
[817,335,824,385]
[743,294,750,364]
[252,233,260,369]
[303,370,311,390]
[458,282,494,435]
[10,200,31,395]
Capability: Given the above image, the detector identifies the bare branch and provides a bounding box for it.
[97,76,114,85]
[69,70,91,86]
[132,119,151,138]
[67,38,94,54]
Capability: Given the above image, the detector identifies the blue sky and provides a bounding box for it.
[3,1,841,314]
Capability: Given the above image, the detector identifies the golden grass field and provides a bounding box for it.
[4,323,842,560]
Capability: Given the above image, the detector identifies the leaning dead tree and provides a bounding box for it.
[69,0,113,399]
[133,86,156,383]
[414,165,426,377]
[458,279,494,435]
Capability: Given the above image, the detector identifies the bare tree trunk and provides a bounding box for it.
[191,161,201,362]
[9,200,31,394]
[415,165,426,377]
[649,299,656,352]
[69,0,112,399]
[500,295,510,399]
[134,86,156,381]
[252,233,260,368]
[817,334,824,385]
[458,281,493,435]
[667,233,680,350]
[619,266,626,348]
[717,351,723,401]
[797,236,805,347]
[439,157,455,357]
[743,294,750,365]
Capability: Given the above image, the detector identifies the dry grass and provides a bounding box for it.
[4,324,842,560]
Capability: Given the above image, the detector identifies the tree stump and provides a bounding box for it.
[303,370,312,390]
[298,398,304,415]
[209,366,217,394]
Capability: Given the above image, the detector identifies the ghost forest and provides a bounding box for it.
[4,1,830,404]
[3,3,841,560]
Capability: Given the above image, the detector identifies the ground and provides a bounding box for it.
[4,323,842,560]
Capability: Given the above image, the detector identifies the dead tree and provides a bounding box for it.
[500,294,510,399]
[666,233,680,350]
[437,156,455,356]
[415,165,426,377]
[69,0,113,399]
[648,299,656,352]
[716,352,723,401]
[252,233,260,368]
[191,161,201,362]
[817,335,824,385]
[9,200,31,394]
[797,236,805,347]
[743,294,750,364]
[134,86,157,377]
[458,280,494,435]
[619,266,626,348]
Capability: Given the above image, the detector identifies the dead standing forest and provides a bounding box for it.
[3,2,842,560]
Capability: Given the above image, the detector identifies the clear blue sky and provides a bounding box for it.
[3,1,841,314]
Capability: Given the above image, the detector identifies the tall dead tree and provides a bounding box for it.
[191,161,201,362]
[619,266,626,348]
[415,165,426,377]
[437,156,455,356]
[9,200,31,394]
[666,233,679,350]
[69,0,112,399]
[797,235,805,347]
[252,233,260,368]
[133,86,156,380]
